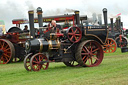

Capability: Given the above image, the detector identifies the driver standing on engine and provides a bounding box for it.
[51,20,61,33]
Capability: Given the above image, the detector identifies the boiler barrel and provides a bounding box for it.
[25,38,49,53]
[25,38,60,53]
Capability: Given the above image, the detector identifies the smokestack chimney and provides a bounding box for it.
[74,10,80,25]
[116,16,120,31]
[118,16,121,30]
[103,8,107,28]
[28,10,35,38]
[110,18,114,33]
[37,7,43,27]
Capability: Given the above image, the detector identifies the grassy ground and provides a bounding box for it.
[0,48,128,85]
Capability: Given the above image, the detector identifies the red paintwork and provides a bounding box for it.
[119,34,122,42]
[12,15,75,25]
[12,19,28,24]
[63,27,69,29]
[56,33,64,37]
[0,32,29,44]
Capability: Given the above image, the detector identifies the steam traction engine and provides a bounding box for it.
[0,26,29,64]
[81,12,117,53]
[24,8,108,71]
[108,17,127,48]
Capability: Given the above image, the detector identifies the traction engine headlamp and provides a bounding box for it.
[25,41,30,52]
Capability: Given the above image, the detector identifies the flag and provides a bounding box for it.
[116,13,121,16]
[123,28,126,31]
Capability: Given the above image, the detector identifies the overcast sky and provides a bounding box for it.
[0,0,128,31]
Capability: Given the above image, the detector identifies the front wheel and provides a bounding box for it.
[75,40,103,67]
[115,36,127,47]
[24,53,33,71]
[103,38,117,53]
[30,53,49,71]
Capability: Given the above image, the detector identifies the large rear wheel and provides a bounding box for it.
[75,40,103,67]
[0,39,15,64]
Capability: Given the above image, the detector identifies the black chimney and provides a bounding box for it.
[110,18,114,33]
[116,17,120,31]
[103,8,107,28]
[118,16,121,30]
[37,7,43,27]
[74,11,80,25]
[28,10,35,38]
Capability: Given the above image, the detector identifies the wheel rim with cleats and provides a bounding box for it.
[75,40,103,67]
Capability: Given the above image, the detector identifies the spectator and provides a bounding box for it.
[51,20,61,33]
[23,25,29,32]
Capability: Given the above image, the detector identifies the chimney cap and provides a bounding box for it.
[37,7,42,13]
[103,8,107,12]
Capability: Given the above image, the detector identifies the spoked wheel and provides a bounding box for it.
[30,53,49,71]
[67,26,82,43]
[115,36,127,47]
[75,40,103,67]
[24,53,33,71]
[63,61,80,67]
[103,38,117,53]
[0,39,15,64]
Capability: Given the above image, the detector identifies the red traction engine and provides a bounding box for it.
[24,8,108,71]
[0,27,29,64]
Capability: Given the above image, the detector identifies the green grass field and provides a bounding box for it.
[0,48,128,85]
